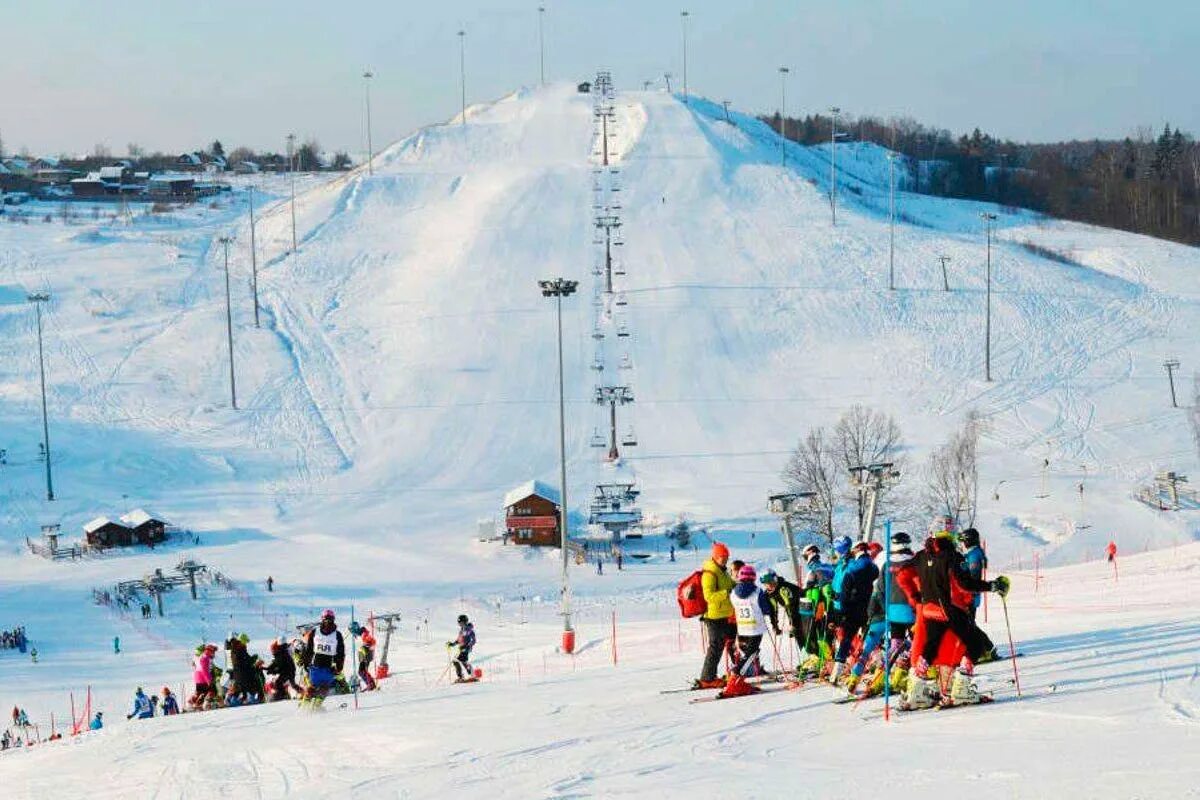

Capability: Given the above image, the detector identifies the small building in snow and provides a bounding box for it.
[119,509,167,545]
[503,480,562,547]
[147,174,196,198]
[83,516,133,548]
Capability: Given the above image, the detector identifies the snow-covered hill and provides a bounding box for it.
[1,83,1198,793]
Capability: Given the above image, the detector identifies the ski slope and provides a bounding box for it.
[3,544,1199,799]
[1,82,1199,795]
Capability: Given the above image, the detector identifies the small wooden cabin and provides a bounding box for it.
[83,516,133,548]
[119,509,167,545]
[503,480,562,547]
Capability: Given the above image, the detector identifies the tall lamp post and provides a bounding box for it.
[778,66,789,166]
[458,29,467,124]
[888,152,897,290]
[363,70,375,176]
[247,185,259,327]
[680,11,690,104]
[829,106,842,225]
[27,292,54,501]
[539,277,578,653]
[538,6,546,86]
[286,133,297,254]
[981,212,997,382]
[218,236,238,409]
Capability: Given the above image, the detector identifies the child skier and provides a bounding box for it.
[448,615,477,682]
[127,688,153,720]
[960,528,988,623]
[161,687,180,715]
[265,639,299,701]
[357,630,378,691]
[723,565,773,698]
[301,610,345,706]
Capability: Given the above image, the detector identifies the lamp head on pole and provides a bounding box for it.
[538,278,578,298]
[27,292,50,303]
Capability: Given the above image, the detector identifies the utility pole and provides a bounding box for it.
[247,185,259,327]
[1164,359,1180,407]
[829,107,841,225]
[27,292,54,501]
[981,212,997,382]
[680,10,689,104]
[888,151,897,290]
[458,29,467,125]
[218,236,238,410]
[538,278,578,650]
[721,100,732,124]
[778,67,789,166]
[363,70,374,176]
[286,134,297,254]
[538,6,546,86]
[938,254,951,291]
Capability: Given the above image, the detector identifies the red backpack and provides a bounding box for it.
[677,570,708,618]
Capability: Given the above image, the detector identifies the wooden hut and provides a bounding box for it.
[83,516,133,548]
[503,480,562,547]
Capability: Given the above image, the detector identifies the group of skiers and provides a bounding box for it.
[0,627,28,651]
[692,519,1010,709]
[126,687,179,720]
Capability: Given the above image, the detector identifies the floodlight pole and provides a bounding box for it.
[680,11,690,105]
[540,278,578,643]
[538,6,546,86]
[981,212,997,382]
[458,29,467,124]
[1164,359,1180,407]
[829,107,841,225]
[778,67,789,166]
[248,185,259,327]
[888,152,897,290]
[218,236,238,409]
[286,134,297,254]
[27,292,54,501]
[938,254,951,291]
[363,70,374,176]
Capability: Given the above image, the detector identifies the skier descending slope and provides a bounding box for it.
[301,609,345,708]
[907,529,1010,709]
[722,565,773,698]
[449,615,477,682]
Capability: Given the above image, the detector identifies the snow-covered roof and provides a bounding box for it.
[149,173,194,184]
[503,480,561,509]
[36,156,60,168]
[119,508,162,527]
[98,166,125,180]
[83,516,122,533]
[177,153,202,165]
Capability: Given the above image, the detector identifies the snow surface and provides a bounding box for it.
[1,83,1199,796]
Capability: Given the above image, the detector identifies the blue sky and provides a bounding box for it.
[5,0,1196,156]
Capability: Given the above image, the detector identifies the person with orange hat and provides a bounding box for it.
[694,541,737,689]
[357,629,378,691]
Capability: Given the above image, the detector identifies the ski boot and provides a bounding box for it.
[718,674,761,699]
[977,647,999,665]
[901,658,939,710]
[692,677,727,690]
[797,654,821,681]
[828,661,846,686]
[944,665,985,707]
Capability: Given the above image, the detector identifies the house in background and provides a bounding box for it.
[83,517,133,548]
[503,480,562,547]
[118,509,167,545]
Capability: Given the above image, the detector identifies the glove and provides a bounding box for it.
[992,575,1010,598]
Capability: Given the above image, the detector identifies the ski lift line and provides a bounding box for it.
[620,282,1150,303]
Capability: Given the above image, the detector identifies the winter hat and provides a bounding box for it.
[737,564,757,582]
[833,536,852,555]
[711,542,730,563]
[851,541,870,555]
[321,608,336,621]
[867,541,883,558]
[960,528,981,547]
[890,531,913,554]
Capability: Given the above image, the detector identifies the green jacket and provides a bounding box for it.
[700,558,735,620]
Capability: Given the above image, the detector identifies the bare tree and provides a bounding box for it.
[834,405,906,528]
[924,413,981,530]
[782,427,840,542]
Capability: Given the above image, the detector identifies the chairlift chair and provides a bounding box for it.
[590,355,604,372]
[621,427,638,447]
[618,353,633,370]
[592,326,605,340]
[615,293,628,306]
[590,429,607,448]
[617,323,630,338]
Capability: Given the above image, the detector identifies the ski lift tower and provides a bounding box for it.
[593,214,623,294]
[588,483,643,543]
[849,462,900,542]
[594,386,634,461]
[371,612,403,678]
[768,491,815,586]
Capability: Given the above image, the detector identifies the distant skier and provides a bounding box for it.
[113,636,120,654]
[1106,540,1117,563]
[127,687,153,720]
[89,712,103,730]
[267,575,274,593]
[29,647,37,663]
[161,687,179,715]
[357,630,378,690]
[301,609,345,705]
[448,614,476,682]
[722,565,773,698]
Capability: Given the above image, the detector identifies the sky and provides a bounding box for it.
[3,0,1196,157]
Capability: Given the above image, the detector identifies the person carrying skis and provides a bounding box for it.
[161,687,180,715]
[301,610,345,705]
[694,542,737,689]
[265,639,299,701]
[908,529,1010,707]
[127,687,153,720]
[448,615,476,682]
[358,630,378,690]
[830,541,880,685]
[960,528,988,622]
[723,565,773,698]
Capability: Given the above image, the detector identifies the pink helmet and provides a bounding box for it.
[737,564,757,582]
[321,608,336,621]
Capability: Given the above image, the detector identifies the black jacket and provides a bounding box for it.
[266,649,296,684]
[303,625,346,672]
[915,536,992,610]
[763,577,803,629]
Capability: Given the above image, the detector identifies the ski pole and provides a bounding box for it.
[1000,594,1022,697]
[883,519,891,721]
[766,629,784,676]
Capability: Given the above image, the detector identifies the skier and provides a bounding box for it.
[723,565,773,697]
[265,639,299,701]
[113,636,120,654]
[192,643,217,709]
[960,528,988,622]
[830,541,880,685]
[908,529,1010,708]
[161,687,180,715]
[758,570,802,644]
[267,576,274,593]
[89,712,103,730]
[127,687,153,720]
[226,634,261,705]
[357,630,378,690]
[301,609,345,705]
[1106,540,1117,563]
[448,614,476,682]
[694,542,737,689]
[29,647,37,663]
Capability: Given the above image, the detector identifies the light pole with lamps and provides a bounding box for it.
[27,292,54,501]
[538,6,546,86]
[363,70,374,176]
[680,11,690,104]
[981,212,997,382]
[539,277,578,652]
[778,66,789,166]
[458,29,467,124]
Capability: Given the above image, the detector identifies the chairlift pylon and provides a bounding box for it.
[619,353,632,370]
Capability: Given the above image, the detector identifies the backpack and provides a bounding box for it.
[677,570,708,618]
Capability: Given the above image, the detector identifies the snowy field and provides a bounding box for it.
[1,82,1199,796]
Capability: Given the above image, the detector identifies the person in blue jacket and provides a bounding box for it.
[828,535,854,618]
[960,528,987,621]
[89,712,103,730]
[830,541,880,684]
[127,687,153,720]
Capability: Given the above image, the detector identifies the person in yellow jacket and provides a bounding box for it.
[695,542,738,688]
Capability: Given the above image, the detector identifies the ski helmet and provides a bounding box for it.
[833,535,852,555]
[759,569,779,585]
[457,614,469,625]
[801,544,821,560]
[960,528,981,547]
[890,531,912,545]
[321,608,336,621]
[867,541,883,558]
[737,564,757,582]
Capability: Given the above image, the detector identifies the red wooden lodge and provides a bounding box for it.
[503,480,562,547]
